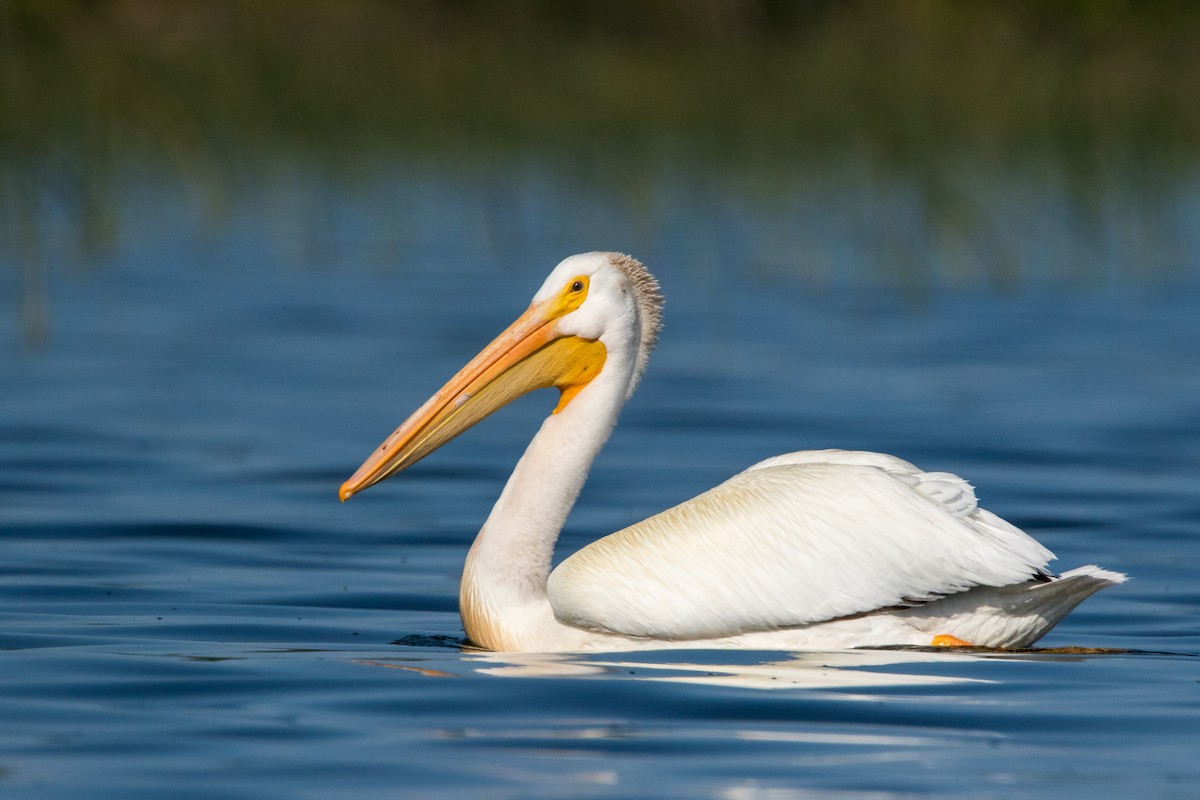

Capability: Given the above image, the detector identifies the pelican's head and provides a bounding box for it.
[339,252,662,501]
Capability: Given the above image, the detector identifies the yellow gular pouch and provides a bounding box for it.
[448,332,606,425]
[549,337,606,412]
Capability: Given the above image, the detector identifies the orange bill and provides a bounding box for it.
[339,298,606,500]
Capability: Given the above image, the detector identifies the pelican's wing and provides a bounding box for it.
[547,450,1054,640]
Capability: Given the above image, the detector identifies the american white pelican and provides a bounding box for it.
[340,252,1124,652]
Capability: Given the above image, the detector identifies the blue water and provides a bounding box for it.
[2,164,1199,798]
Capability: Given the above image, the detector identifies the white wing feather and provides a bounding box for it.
[547,450,1054,640]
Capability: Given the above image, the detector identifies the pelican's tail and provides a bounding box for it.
[901,565,1127,649]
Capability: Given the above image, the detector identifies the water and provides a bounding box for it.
[2,163,1199,799]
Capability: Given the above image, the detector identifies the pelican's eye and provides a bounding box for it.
[549,275,590,318]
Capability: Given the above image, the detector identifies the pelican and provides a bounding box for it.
[340,252,1124,652]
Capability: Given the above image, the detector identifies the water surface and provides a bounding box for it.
[2,164,1199,799]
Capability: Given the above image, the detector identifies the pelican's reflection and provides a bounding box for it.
[464,648,991,690]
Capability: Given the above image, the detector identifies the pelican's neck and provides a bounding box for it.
[460,351,632,651]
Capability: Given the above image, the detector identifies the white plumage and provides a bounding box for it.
[341,253,1124,652]
[549,451,1053,639]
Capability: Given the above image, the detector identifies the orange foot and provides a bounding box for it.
[931,634,974,647]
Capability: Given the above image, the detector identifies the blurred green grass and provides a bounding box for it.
[5,1,1199,166]
[2,0,1199,343]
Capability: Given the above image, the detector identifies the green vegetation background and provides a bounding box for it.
[2,0,1198,336]
[6,1,1198,165]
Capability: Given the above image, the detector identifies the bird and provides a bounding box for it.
[339,252,1124,653]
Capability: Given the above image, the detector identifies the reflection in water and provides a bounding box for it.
[358,645,1138,693]
[6,155,1196,351]
[353,648,993,691]
[466,648,991,691]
